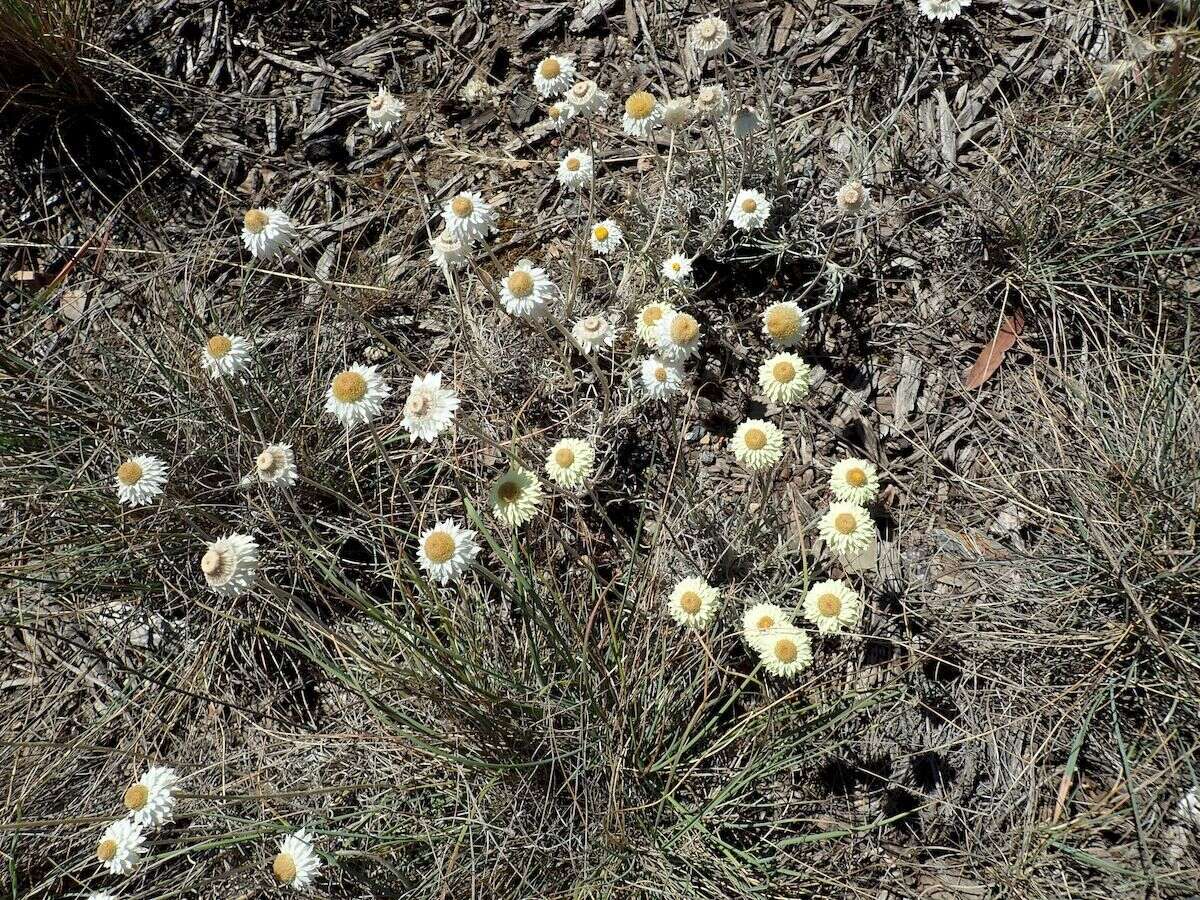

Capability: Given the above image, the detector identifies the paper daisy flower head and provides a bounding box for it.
[442,191,496,244]
[731,419,784,472]
[500,260,558,318]
[830,458,880,505]
[758,353,812,405]
[635,302,674,342]
[273,829,321,890]
[622,90,662,139]
[667,577,722,629]
[402,372,458,442]
[572,314,617,354]
[729,189,772,231]
[417,519,479,585]
[589,219,623,254]
[641,356,685,400]
[758,624,813,678]
[200,533,259,597]
[255,443,298,487]
[546,101,573,131]
[919,0,970,20]
[114,455,167,507]
[96,819,146,876]
[366,86,405,132]
[563,78,608,117]
[241,207,297,261]
[325,364,390,428]
[661,252,693,285]
[803,578,863,635]
[661,96,693,132]
[819,502,877,558]
[557,148,593,189]
[544,438,596,490]
[742,602,792,650]
[694,83,728,119]
[490,467,543,527]
[123,765,180,828]
[690,15,731,57]
[836,180,871,214]
[201,333,251,379]
[654,309,703,362]
[429,229,470,270]
[533,54,575,97]
[761,301,807,347]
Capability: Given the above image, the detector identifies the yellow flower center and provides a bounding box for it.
[540,58,561,79]
[775,638,798,664]
[766,306,801,339]
[680,591,702,615]
[846,467,867,488]
[744,427,767,451]
[669,314,699,344]
[548,104,561,120]
[625,91,655,120]
[497,479,522,503]
[450,196,473,217]
[243,209,269,233]
[273,852,297,884]
[772,361,796,383]
[834,512,858,535]
[424,531,455,564]
[699,19,718,39]
[756,614,775,631]
[593,225,609,242]
[332,370,368,403]
[117,460,143,486]
[818,593,842,617]
[123,783,149,811]
[642,306,664,326]
[200,549,223,576]
[565,156,581,172]
[507,270,535,298]
[653,366,668,383]
[97,838,118,862]
[671,261,682,272]
[206,334,232,358]
[554,447,575,468]
[256,450,276,472]
[741,197,758,213]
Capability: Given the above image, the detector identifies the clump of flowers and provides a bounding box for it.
[636,302,674,342]
[200,533,259,597]
[241,207,297,261]
[919,0,970,21]
[544,438,596,489]
[661,252,693,285]
[731,419,785,472]
[365,86,405,132]
[830,458,880,505]
[641,356,685,400]
[836,180,871,214]
[758,353,811,405]
[689,15,731,56]
[500,260,558,318]
[325,364,390,428]
[654,309,702,362]
[622,90,662,138]
[761,301,806,347]
[667,577,722,628]
[201,333,251,379]
[533,54,575,97]
[417,520,479,585]
[729,189,771,231]
[818,502,876,558]
[95,819,146,876]
[402,372,458,442]
[255,443,298,487]
[589,219,623,254]
[803,579,863,634]
[757,624,813,678]
[557,148,593,189]
[122,765,180,828]
[491,467,544,527]
[572,314,617,354]
[273,829,321,890]
[442,191,496,243]
[741,602,792,650]
[114,455,167,507]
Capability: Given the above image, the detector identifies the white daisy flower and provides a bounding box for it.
[661,96,693,132]
[653,309,702,362]
[729,189,771,230]
[417,519,479,585]
[640,356,684,400]
[804,579,863,635]
[200,533,259,597]
[544,438,596,490]
[490,467,543,527]
[429,229,470,270]
[546,101,573,131]
[731,419,785,472]
[96,819,146,876]
[442,191,497,244]
[563,79,608,117]
[557,148,593,190]
[200,333,252,379]
[402,372,459,442]
[742,602,792,650]
[667,577,722,629]
[919,0,970,21]
[818,502,877,558]
[758,624,813,678]
[500,260,558,318]
[123,766,180,829]
[325,364,390,428]
[830,458,880,505]
[622,90,662,139]
[533,54,575,97]
[836,180,871,214]
[694,84,728,119]
[572,314,617,353]
[241,207,297,261]
[761,301,807,347]
[730,106,761,140]
[365,86,405,132]
[689,15,731,56]
[758,353,811,405]
[635,302,674,342]
[273,829,321,890]
[661,252,693,284]
[255,443,298,487]
[114,455,167,507]
[589,219,623,254]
